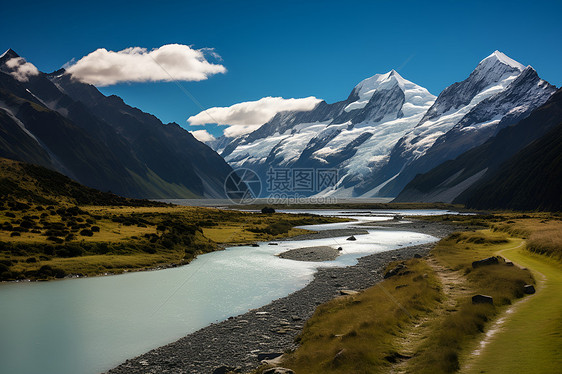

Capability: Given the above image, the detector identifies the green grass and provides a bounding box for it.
[268,259,442,374]
[462,246,562,373]
[405,231,534,373]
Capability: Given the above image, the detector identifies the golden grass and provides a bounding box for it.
[1,203,345,280]
[273,259,442,374]
[492,217,562,261]
[405,230,534,373]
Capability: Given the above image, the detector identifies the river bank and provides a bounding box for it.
[106,220,456,374]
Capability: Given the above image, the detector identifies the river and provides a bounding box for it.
[0,209,451,374]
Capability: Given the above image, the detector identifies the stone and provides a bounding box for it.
[261,207,276,214]
[263,368,294,374]
[212,365,241,374]
[505,261,514,266]
[472,294,493,304]
[268,242,278,245]
[337,247,343,251]
[472,256,499,268]
[251,243,260,247]
[414,253,422,258]
[291,315,302,321]
[524,284,536,294]
[346,235,356,241]
[384,263,408,279]
[258,352,284,361]
[339,289,359,296]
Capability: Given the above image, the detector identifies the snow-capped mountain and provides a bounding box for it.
[355,51,556,197]
[213,51,555,198]
[216,70,436,197]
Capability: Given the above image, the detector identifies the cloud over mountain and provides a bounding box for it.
[190,129,216,142]
[5,57,39,82]
[188,96,322,137]
[65,44,226,86]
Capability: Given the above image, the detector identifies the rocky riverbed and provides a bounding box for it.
[106,220,457,374]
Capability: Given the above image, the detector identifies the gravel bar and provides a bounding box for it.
[106,220,456,374]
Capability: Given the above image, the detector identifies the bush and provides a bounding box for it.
[79,229,94,237]
[47,236,63,244]
[90,226,100,232]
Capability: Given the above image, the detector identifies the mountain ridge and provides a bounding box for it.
[0,49,238,199]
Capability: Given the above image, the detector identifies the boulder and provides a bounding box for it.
[472,294,493,304]
[339,289,359,296]
[505,261,514,266]
[258,352,283,361]
[268,242,278,245]
[263,368,294,374]
[251,243,260,247]
[384,263,409,279]
[524,284,536,294]
[261,207,276,214]
[414,253,422,258]
[346,235,356,241]
[472,256,499,268]
[212,365,241,374]
[337,247,343,251]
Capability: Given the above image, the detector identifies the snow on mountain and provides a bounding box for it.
[211,51,555,199]
[217,70,436,196]
[353,51,556,198]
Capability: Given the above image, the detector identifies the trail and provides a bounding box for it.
[460,241,562,374]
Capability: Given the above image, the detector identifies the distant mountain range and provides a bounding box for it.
[1,48,559,209]
[0,49,236,199]
[395,87,562,211]
[211,51,557,200]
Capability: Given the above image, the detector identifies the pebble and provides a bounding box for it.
[105,221,455,374]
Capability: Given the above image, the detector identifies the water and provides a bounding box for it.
[0,209,446,374]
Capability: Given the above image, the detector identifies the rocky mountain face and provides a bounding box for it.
[0,49,236,199]
[215,70,436,197]
[395,87,562,207]
[213,51,556,198]
[354,51,556,197]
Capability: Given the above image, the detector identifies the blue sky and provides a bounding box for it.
[2,0,560,138]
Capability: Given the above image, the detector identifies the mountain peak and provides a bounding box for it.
[479,50,525,71]
[0,48,20,62]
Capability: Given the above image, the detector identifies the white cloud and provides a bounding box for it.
[5,57,39,82]
[65,44,226,86]
[190,129,215,143]
[188,96,322,137]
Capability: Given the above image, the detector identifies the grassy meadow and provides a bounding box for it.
[262,213,562,374]
[0,202,343,281]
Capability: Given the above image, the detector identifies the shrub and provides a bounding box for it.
[79,229,94,237]
[90,226,100,232]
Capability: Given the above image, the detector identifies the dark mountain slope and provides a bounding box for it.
[0,50,236,199]
[395,88,562,205]
[461,121,562,211]
[0,157,163,206]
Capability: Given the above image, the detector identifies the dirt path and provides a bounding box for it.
[389,255,474,373]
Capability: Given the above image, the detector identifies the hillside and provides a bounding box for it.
[461,122,562,211]
[0,158,163,206]
[0,49,237,199]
